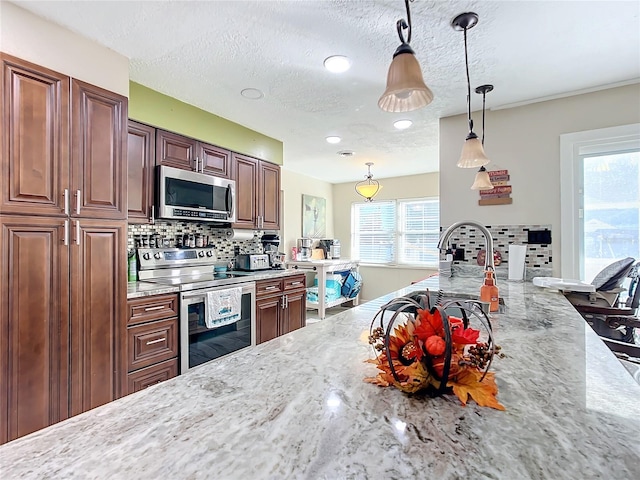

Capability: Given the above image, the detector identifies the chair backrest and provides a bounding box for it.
[591,257,635,292]
[623,262,640,310]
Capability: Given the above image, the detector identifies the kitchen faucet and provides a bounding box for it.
[437,221,495,273]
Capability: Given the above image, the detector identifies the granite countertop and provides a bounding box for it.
[127,268,304,299]
[3,276,639,478]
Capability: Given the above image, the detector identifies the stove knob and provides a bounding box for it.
[198,251,205,257]
[142,253,151,260]
[206,251,213,257]
[154,252,162,259]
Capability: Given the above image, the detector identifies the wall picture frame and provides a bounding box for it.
[302,194,326,238]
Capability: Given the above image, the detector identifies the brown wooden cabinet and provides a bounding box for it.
[127,120,156,223]
[232,153,280,230]
[0,216,70,445]
[255,275,306,344]
[0,54,127,221]
[0,54,128,444]
[125,294,179,395]
[156,129,231,178]
[71,80,127,220]
[69,219,127,416]
[0,53,70,217]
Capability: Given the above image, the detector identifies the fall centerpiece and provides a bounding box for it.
[364,290,505,410]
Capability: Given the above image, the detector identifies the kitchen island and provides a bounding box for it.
[1,275,639,479]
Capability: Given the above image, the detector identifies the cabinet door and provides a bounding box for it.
[0,216,70,445]
[127,120,155,223]
[156,130,197,171]
[71,79,127,220]
[0,53,69,217]
[69,219,127,416]
[199,142,231,178]
[284,289,306,335]
[259,160,281,230]
[256,295,281,344]
[232,153,258,228]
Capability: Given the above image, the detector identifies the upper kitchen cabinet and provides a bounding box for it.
[0,53,70,217]
[232,153,280,230]
[0,54,128,220]
[71,80,128,220]
[156,129,231,178]
[127,120,156,223]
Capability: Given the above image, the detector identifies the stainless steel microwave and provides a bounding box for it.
[157,165,236,223]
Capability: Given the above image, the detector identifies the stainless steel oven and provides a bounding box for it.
[180,282,256,371]
[138,247,256,373]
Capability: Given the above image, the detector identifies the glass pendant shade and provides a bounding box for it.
[470,166,494,190]
[355,183,382,201]
[378,50,434,112]
[355,162,382,202]
[457,134,490,168]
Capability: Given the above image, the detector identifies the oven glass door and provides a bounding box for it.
[181,283,256,371]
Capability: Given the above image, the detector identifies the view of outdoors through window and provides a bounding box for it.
[583,150,640,282]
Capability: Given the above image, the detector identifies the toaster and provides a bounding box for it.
[236,254,270,271]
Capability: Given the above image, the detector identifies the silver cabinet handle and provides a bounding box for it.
[144,305,165,312]
[150,205,155,225]
[285,295,289,309]
[63,189,69,215]
[63,220,69,246]
[281,295,286,309]
[146,337,166,345]
[75,220,80,245]
[290,281,302,286]
[265,285,278,291]
[75,190,81,214]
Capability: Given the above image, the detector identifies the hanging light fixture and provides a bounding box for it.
[451,12,489,168]
[471,84,495,190]
[378,0,433,112]
[355,162,382,202]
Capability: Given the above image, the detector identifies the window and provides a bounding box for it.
[351,197,440,266]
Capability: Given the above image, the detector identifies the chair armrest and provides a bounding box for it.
[575,304,634,315]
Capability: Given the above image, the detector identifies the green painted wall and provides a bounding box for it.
[128,82,283,165]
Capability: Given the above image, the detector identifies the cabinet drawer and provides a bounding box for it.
[283,274,306,291]
[127,293,178,325]
[127,358,178,394]
[127,318,178,371]
[256,278,282,297]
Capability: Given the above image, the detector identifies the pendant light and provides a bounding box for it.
[355,162,382,202]
[378,0,433,112]
[451,12,489,168]
[471,84,495,190]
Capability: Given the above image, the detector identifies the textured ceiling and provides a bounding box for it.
[12,0,640,183]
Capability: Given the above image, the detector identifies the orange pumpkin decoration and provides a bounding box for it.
[425,335,446,356]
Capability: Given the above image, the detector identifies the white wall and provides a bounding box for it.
[440,84,640,276]
[333,172,439,301]
[280,169,334,259]
[0,2,129,95]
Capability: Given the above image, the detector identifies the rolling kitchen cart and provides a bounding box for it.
[286,259,360,319]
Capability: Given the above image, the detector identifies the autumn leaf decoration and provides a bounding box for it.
[365,294,505,411]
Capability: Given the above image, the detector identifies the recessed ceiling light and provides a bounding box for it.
[394,119,413,130]
[326,136,341,144]
[324,55,351,73]
[241,88,264,100]
[337,150,355,157]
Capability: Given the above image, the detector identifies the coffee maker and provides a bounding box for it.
[261,234,284,269]
[319,239,341,259]
[297,238,312,261]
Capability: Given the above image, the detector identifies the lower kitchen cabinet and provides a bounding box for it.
[255,275,306,344]
[0,215,127,444]
[125,293,179,395]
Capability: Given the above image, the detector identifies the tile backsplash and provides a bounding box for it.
[128,221,264,263]
[440,224,552,268]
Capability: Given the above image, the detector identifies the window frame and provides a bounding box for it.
[351,196,440,268]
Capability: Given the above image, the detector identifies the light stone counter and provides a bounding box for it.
[2,276,639,479]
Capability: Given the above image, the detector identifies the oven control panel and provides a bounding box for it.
[138,248,217,270]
